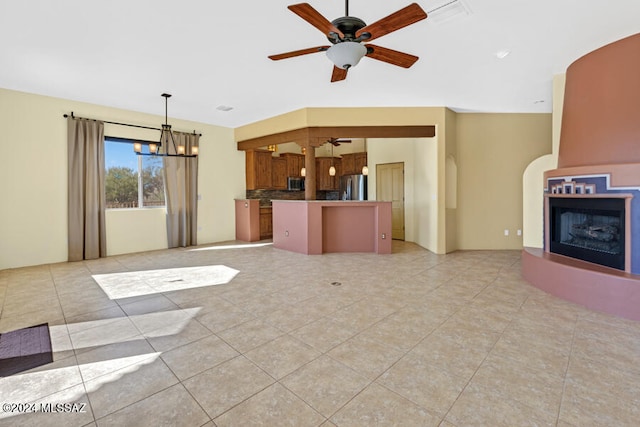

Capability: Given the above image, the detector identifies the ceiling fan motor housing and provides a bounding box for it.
[328,16,369,43]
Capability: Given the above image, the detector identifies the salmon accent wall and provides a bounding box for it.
[558,33,640,168]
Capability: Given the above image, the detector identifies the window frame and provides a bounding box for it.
[104,136,166,210]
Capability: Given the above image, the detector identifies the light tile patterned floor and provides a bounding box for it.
[1,241,640,426]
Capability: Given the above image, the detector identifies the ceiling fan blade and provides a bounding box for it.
[269,46,330,61]
[365,44,419,68]
[327,137,352,146]
[331,66,348,82]
[288,3,344,39]
[356,3,427,42]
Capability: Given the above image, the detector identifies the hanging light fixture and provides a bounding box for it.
[329,143,336,176]
[362,139,368,175]
[133,93,198,157]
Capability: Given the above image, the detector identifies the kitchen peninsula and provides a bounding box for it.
[272,200,392,254]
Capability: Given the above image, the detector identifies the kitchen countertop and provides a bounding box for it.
[271,200,375,203]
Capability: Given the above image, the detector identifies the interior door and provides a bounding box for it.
[376,162,405,240]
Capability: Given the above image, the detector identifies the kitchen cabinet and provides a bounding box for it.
[259,207,272,239]
[272,157,287,189]
[341,153,355,175]
[281,153,305,178]
[316,157,341,191]
[246,149,273,190]
[340,152,367,175]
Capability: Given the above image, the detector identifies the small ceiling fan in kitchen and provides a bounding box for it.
[268,1,428,82]
[327,137,351,146]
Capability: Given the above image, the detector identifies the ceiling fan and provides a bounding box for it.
[268,1,428,82]
[327,137,352,146]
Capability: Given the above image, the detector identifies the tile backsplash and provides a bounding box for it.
[246,190,339,206]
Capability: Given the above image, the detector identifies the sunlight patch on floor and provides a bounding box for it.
[0,364,84,419]
[51,307,201,351]
[92,265,240,299]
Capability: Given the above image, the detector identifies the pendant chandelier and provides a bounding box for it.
[133,93,199,157]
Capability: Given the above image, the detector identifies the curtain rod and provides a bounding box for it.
[62,112,202,136]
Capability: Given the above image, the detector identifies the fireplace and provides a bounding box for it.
[549,197,625,270]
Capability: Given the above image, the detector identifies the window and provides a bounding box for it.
[104,137,165,208]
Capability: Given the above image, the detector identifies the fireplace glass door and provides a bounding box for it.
[549,197,625,270]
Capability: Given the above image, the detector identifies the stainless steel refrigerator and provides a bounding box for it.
[340,174,367,200]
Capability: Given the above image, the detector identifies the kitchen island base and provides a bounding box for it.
[272,201,392,255]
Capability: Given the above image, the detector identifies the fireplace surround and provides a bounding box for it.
[522,169,640,320]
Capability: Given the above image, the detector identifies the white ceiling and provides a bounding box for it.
[2,0,639,128]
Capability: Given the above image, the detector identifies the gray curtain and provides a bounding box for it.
[67,117,106,261]
[163,131,199,248]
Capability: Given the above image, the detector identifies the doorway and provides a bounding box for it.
[376,162,405,240]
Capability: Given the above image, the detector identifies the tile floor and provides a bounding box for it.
[1,241,640,426]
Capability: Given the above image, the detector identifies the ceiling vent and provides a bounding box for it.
[425,0,471,25]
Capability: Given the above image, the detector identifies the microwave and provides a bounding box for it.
[287,177,305,191]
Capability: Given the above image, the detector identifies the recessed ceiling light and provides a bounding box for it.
[495,50,511,59]
[216,105,234,112]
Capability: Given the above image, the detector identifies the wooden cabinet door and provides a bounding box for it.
[246,150,273,190]
[315,158,329,190]
[341,153,355,175]
[272,157,287,189]
[255,151,273,189]
[259,208,272,239]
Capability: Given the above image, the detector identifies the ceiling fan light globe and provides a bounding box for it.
[326,42,367,70]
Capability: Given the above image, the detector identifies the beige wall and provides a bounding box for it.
[444,108,458,253]
[522,74,564,248]
[0,88,242,270]
[456,113,552,250]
